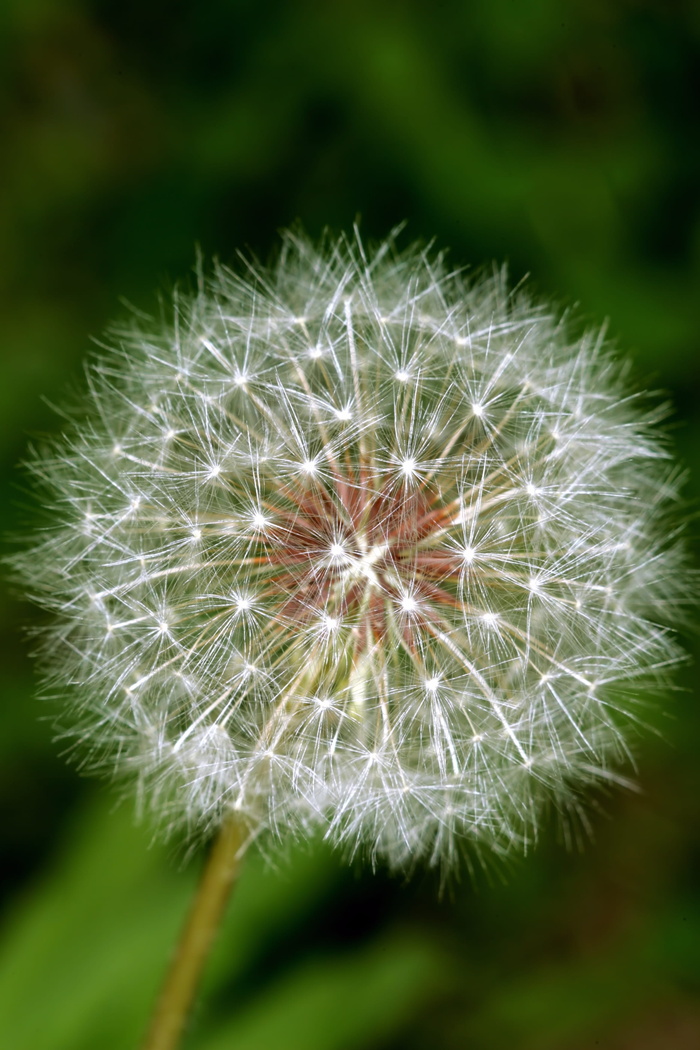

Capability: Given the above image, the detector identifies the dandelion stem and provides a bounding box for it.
[141,814,247,1050]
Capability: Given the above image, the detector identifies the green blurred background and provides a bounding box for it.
[1,1,699,1047]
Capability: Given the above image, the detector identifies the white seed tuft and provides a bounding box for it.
[10,229,690,873]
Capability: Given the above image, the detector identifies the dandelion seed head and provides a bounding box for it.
[10,228,690,874]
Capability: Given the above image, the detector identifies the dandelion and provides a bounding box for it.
[12,229,688,1049]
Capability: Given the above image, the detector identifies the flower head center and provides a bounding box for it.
[248,467,462,648]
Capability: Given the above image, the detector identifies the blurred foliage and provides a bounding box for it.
[1,1,699,1047]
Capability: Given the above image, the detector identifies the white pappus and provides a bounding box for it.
[12,229,689,873]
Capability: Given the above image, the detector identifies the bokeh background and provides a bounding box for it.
[1,1,699,1047]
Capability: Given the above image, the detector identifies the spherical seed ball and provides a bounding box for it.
[15,230,688,871]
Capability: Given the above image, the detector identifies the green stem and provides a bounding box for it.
[141,814,247,1050]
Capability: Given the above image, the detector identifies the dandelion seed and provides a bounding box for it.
[250,511,269,532]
